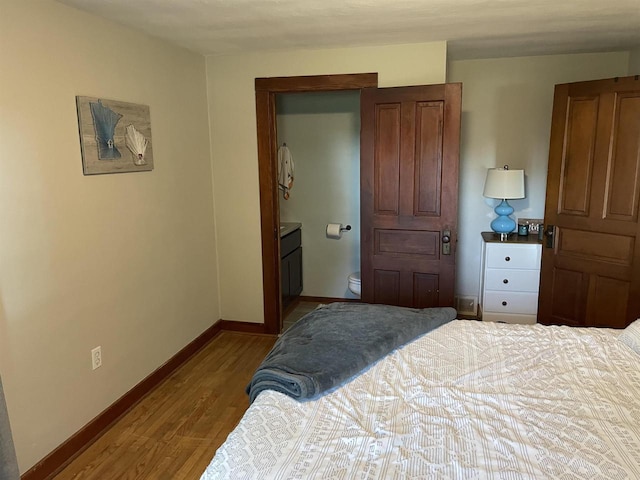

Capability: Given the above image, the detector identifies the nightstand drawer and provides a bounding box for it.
[485,268,540,292]
[485,243,541,269]
[484,291,538,314]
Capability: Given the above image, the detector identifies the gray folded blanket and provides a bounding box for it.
[247,302,456,403]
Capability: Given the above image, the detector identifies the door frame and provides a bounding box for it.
[255,73,378,334]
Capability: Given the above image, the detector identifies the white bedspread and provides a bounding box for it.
[201,320,640,479]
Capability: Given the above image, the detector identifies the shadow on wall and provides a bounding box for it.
[494,82,551,216]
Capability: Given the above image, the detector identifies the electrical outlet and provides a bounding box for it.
[455,296,477,316]
[91,346,102,370]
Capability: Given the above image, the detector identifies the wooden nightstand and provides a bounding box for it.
[479,232,542,324]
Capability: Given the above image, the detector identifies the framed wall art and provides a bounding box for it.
[76,96,153,175]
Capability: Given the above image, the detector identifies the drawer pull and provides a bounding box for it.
[503,279,509,284]
[505,256,511,262]
[502,301,507,306]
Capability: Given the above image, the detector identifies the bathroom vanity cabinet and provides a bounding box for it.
[281,225,302,309]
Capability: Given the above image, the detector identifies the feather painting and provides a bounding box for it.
[125,124,149,165]
[77,96,153,175]
[89,99,123,160]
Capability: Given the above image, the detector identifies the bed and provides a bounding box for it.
[201,309,640,479]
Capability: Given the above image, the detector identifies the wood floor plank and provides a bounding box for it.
[53,331,276,480]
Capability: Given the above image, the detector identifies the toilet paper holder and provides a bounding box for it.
[326,223,352,239]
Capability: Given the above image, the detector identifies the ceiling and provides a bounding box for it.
[56,0,640,59]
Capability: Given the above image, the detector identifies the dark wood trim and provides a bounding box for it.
[218,319,268,334]
[255,73,378,93]
[21,321,223,480]
[299,295,360,304]
[256,89,281,335]
[256,73,379,336]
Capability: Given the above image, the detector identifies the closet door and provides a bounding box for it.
[360,84,461,308]
[539,76,640,328]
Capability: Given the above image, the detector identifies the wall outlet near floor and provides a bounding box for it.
[455,296,477,316]
[91,346,102,370]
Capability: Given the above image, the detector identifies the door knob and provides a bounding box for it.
[545,225,555,248]
[442,229,451,255]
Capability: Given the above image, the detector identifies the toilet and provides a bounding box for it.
[347,271,361,298]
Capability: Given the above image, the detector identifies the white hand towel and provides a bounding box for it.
[278,144,294,200]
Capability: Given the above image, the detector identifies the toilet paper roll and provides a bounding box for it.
[326,223,343,239]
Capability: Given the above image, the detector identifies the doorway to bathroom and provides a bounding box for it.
[255,74,377,334]
[276,90,362,330]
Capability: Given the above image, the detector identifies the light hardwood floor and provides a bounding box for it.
[54,332,276,480]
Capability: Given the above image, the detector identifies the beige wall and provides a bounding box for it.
[0,0,218,472]
[277,92,361,299]
[448,52,630,303]
[206,42,447,322]
[630,46,640,74]
[2,3,633,469]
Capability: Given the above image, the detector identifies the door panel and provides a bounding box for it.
[414,102,444,216]
[539,76,640,328]
[375,229,439,257]
[557,228,633,266]
[588,276,629,328]
[361,84,461,308]
[374,104,401,215]
[413,274,439,309]
[559,96,598,216]
[605,94,640,221]
[549,268,585,326]
[373,270,400,305]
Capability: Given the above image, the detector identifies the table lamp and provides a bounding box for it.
[483,165,525,238]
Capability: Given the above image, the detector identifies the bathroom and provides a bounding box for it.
[276,90,361,323]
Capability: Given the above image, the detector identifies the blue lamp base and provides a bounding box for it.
[490,199,516,234]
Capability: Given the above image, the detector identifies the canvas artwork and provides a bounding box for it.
[76,96,153,175]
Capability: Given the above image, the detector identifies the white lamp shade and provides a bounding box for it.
[483,168,525,199]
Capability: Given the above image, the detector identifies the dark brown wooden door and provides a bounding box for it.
[360,84,461,307]
[539,76,640,328]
